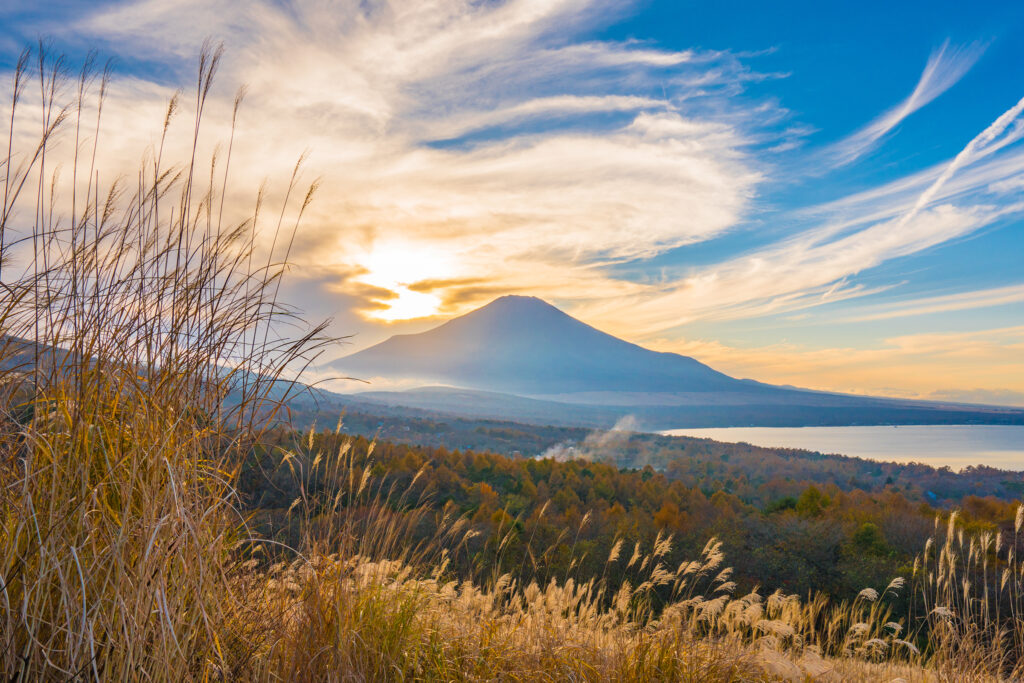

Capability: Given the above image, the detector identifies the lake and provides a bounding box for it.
[660,425,1024,471]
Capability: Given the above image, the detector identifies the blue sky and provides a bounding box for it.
[604,1,1024,318]
[1,0,1023,403]
[633,1,1024,402]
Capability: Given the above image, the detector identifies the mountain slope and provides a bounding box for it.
[333,295,757,395]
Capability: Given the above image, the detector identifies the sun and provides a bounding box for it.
[359,242,449,321]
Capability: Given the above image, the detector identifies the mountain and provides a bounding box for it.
[333,295,755,395]
[329,296,1024,428]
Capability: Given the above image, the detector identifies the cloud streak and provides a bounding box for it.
[580,86,1024,337]
[844,284,1024,322]
[826,40,986,167]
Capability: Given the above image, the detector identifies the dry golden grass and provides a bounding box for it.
[214,422,1018,682]
[0,43,327,679]
[1,45,1021,682]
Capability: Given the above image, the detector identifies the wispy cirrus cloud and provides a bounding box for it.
[843,283,1024,322]
[580,202,1007,336]
[13,0,767,323]
[578,85,1024,338]
[824,40,986,167]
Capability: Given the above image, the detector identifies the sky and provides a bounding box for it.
[1,0,1023,404]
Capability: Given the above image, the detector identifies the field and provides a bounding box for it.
[2,47,1023,681]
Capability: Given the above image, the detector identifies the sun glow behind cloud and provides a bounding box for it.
[358,243,451,321]
[43,0,762,321]
[367,288,441,322]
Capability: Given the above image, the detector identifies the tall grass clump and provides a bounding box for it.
[909,507,1024,679]
[0,44,327,679]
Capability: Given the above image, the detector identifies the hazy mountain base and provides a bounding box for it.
[328,384,1024,430]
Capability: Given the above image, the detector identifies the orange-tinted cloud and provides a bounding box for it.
[647,326,1024,404]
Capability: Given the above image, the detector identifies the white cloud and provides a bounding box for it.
[579,202,1011,337]
[825,40,985,167]
[17,0,767,323]
[578,87,1024,337]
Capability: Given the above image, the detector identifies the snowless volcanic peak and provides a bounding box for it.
[332,295,745,395]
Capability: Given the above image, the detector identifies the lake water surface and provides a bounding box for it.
[660,425,1024,471]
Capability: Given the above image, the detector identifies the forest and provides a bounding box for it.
[240,427,1024,602]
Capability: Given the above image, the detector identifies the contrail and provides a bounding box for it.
[900,92,1024,228]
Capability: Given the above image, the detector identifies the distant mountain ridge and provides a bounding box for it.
[329,295,1024,428]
